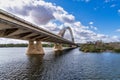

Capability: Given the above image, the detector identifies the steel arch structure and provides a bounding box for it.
[58,27,74,43]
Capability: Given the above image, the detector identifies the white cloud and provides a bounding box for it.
[0,0,74,25]
[59,22,116,43]
[110,4,116,8]
[85,0,90,2]
[89,22,97,30]
[90,26,97,30]
[107,36,120,42]
[104,0,115,3]
[0,0,120,44]
[104,0,110,3]
[118,9,120,13]
[81,0,90,2]
[116,29,120,32]
[73,0,90,2]
[89,21,94,25]
[41,22,61,34]
[0,38,27,44]
[53,12,75,23]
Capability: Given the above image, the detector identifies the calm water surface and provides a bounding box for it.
[0,47,120,80]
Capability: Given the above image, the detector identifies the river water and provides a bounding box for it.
[0,47,120,80]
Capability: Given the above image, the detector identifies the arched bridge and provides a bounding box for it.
[0,9,77,54]
[54,27,75,51]
[58,27,74,43]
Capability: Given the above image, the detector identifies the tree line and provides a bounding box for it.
[0,43,69,47]
[80,40,120,53]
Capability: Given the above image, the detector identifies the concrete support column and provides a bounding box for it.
[27,40,44,54]
[53,43,63,51]
[69,45,76,48]
[71,45,77,48]
[27,40,35,54]
[35,40,44,54]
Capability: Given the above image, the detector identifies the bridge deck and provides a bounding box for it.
[0,9,76,45]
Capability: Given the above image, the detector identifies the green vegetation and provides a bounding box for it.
[0,43,69,47]
[0,44,28,47]
[0,43,54,47]
[80,41,120,53]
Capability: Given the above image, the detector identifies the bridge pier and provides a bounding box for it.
[53,43,63,51]
[27,40,44,55]
[69,45,76,48]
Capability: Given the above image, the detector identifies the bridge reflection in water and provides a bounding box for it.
[1,47,120,79]
[0,47,77,80]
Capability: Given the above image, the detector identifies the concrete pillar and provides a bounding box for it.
[27,40,44,54]
[71,45,77,48]
[35,40,44,54]
[69,45,76,48]
[53,43,63,51]
[27,40,35,54]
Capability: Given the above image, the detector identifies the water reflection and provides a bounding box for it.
[27,54,44,64]
[23,48,75,80]
[1,48,120,79]
[25,55,44,80]
[54,48,75,57]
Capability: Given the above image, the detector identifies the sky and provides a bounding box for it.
[0,0,120,43]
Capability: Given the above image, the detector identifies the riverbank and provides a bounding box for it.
[80,41,120,53]
[0,44,53,47]
[0,44,69,47]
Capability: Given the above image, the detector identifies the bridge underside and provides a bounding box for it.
[0,20,74,44]
[0,9,77,54]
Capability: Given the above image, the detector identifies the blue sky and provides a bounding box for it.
[45,0,120,36]
[0,0,120,43]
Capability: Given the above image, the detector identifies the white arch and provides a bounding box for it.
[58,27,74,43]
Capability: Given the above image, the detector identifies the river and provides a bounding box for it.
[0,47,120,80]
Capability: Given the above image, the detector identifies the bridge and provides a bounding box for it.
[0,9,77,54]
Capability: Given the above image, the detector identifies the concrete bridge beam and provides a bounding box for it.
[0,9,77,54]
[27,40,44,55]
